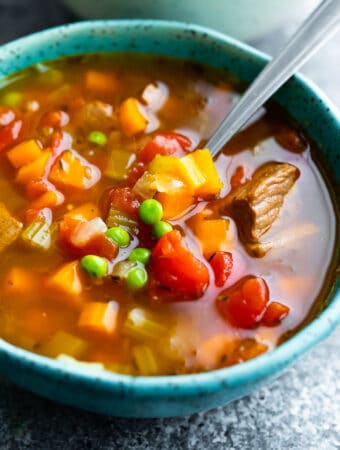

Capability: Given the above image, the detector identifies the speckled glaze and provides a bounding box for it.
[0,21,339,418]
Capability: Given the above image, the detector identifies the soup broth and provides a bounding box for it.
[0,53,337,375]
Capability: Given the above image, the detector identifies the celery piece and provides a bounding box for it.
[123,308,167,340]
[132,345,158,375]
[39,331,87,358]
[104,149,135,181]
[21,220,51,250]
[56,354,104,372]
[111,260,137,282]
[106,205,138,235]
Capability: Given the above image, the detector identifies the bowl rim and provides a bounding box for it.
[0,19,339,396]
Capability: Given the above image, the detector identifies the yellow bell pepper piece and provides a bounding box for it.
[180,153,207,191]
[190,149,223,196]
[149,155,201,192]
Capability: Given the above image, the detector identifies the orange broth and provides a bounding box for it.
[0,53,337,375]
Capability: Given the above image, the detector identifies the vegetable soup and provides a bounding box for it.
[0,53,338,375]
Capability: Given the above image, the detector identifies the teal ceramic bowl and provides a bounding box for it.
[0,21,339,418]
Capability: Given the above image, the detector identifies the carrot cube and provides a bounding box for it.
[49,150,101,190]
[46,261,83,308]
[85,70,118,93]
[193,218,231,257]
[78,301,119,337]
[155,191,194,219]
[7,139,42,168]
[64,202,100,221]
[118,97,148,136]
[15,151,50,184]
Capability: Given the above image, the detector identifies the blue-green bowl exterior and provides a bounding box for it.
[0,20,338,418]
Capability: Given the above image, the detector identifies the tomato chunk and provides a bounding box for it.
[0,120,22,152]
[262,301,289,326]
[209,251,233,287]
[216,276,269,328]
[138,132,191,163]
[151,229,209,300]
[107,186,141,218]
[230,166,246,189]
[40,110,69,128]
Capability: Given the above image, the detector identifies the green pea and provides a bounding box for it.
[126,267,148,290]
[105,226,130,247]
[128,247,151,265]
[80,255,108,278]
[153,221,173,239]
[88,130,107,146]
[1,91,23,107]
[139,199,163,225]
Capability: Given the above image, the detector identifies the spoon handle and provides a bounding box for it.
[207,0,340,157]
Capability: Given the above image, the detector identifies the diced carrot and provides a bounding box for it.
[3,267,40,296]
[85,70,118,93]
[78,301,119,337]
[235,338,268,362]
[155,191,194,219]
[40,110,69,128]
[197,334,237,370]
[190,149,223,196]
[191,217,231,257]
[15,151,51,184]
[49,150,101,190]
[29,189,64,210]
[45,261,84,308]
[7,139,43,168]
[118,97,148,136]
[64,202,100,221]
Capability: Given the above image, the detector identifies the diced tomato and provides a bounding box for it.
[262,301,290,326]
[40,110,69,128]
[82,233,118,260]
[0,120,22,153]
[209,251,233,287]
[151,229,209,300]
[230,166,246,189]
[126,161,147,186]
[59,216,117,259]
[107,186,141,218]
[216,276,269,328]
[138,132,191,163]
[275,126,307,153]
[0,107,16,127]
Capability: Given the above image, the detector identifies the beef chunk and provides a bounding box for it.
[0,203,22,252]
[219,162,300,257]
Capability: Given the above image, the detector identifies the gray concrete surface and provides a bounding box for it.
[0,1,339,449]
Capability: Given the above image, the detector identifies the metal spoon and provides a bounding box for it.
[207,0,340,157]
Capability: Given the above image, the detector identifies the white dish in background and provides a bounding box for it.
[63,0,320,41]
